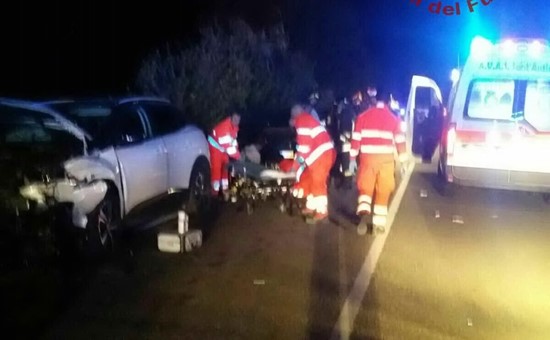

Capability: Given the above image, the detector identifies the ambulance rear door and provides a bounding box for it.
[405,75,444,157]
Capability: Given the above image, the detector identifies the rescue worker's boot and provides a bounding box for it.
[306,212,329,225]
[357,216,369,236]
[222,190,232,203]
[374,224,386,235]
[301,207,315,216]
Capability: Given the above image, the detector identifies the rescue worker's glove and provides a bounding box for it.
[348,159,357,175]
[296,164,306,182]
[291,156,305,172]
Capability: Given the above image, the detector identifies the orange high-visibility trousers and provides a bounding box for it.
[209,146,230,193]
[293,166,312,199]
[356,154,395,227]
[295,150,335,214]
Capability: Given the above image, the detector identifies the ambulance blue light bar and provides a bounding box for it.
[471,36,548,59]
[470,36,493,59]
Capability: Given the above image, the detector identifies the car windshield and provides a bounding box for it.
[49,102,113,139]
[0,105,80,148]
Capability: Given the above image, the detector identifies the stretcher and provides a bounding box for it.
[227,160,302,215]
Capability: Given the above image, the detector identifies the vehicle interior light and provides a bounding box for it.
[470,36,493,59]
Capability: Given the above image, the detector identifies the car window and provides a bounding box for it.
[524,81,550,132]
[50,103,113,139]
[141,103,186,136]
[109,105,148,145]
[465,80,515,120]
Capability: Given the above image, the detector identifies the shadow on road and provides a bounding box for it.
[306,181,366,339]
[350,277,382,340]
[306,217,342,339]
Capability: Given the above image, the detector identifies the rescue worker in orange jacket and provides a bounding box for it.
[208,111,241,195]
[289,104,335,223]
[349,92,408,234]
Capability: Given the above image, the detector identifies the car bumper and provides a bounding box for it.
[446,165,550,193]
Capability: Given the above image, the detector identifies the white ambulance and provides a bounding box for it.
[406,36,550,193]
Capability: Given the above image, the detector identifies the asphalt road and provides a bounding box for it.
[3,161,550,339]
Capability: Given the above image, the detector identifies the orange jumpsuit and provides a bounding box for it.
[350,103,407,228]
[292,112,335,215]
[208,117,240,193]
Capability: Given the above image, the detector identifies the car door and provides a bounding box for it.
[405,75,444,157]
[140,102,192,190]
[110,103,168,213]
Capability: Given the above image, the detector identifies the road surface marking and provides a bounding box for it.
[331,162,416,340]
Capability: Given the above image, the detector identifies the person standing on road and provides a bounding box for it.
[338,91,362,179]
[289,104,335,224]
[306,92,321,122]
[349,92,408,235]
[366,86,378,109]
[352,90,366,115]
[208,111,241,196]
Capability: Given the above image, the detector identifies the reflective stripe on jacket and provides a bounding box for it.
[295,112,334,167]
[208,117,240,158]
[350,103,406,162]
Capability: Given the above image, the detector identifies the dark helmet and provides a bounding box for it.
[351,91,363,106]
[376,90,392,104]
[309,92,319,104]
[366,86,377,98]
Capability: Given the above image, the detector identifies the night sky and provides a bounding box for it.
[1,0,549,101]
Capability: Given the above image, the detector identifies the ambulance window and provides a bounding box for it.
[524,81,550,132]
[415,87,432,109]
[465,80,515,120]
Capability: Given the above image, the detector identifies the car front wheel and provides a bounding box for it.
[82,186,120,257]
[186,157,212,218]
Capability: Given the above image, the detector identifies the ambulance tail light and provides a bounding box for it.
[446,123,457,156]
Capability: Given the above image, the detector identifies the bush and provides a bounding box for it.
[136,20,317,130]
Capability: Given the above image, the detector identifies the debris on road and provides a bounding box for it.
[253,279,266,285]
[158,211,203,253]
[452,215,464,224]
[467,318,473,327]
[434,210,440,219]
[420,189,428,198]
[491,214,498,219]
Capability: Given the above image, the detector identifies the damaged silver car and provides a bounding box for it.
[1,97,211,255]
